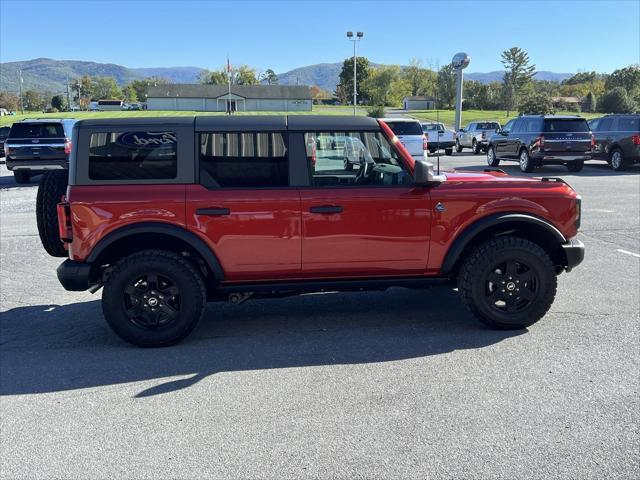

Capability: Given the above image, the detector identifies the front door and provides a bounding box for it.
[296,130,432,277]
[187,130,301,282]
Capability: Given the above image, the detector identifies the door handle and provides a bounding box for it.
[196,207,230,216]
[310,205,343,214]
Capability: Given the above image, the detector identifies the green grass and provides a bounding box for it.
[0,105,364,127]
[410,109,600,128]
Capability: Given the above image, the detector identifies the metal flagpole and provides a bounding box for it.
[227,55,232,115]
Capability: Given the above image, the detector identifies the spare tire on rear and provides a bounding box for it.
[36,170,68,257]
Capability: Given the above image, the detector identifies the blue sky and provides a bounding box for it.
[1,0,638,74]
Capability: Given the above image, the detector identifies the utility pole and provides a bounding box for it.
[18,69,24,113]
[66,76,71,111]
[346,31,363,116]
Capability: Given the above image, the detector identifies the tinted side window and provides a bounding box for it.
[502,119,516,133]
[89,131,177,180]
[304,130,411,187]
[511,119,524,133]
[598,117,615,131]
[617,116,639,132]
[521,118,542,133]
[199,132,288,188]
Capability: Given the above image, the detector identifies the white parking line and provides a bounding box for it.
[617,249,640,258]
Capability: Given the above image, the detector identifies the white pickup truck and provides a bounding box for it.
[421,122,456,156]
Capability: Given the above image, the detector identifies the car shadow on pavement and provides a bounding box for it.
[0,287,523,398]
[0,175,40,190]
[452,161,640,177]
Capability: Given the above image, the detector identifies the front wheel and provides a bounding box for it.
[519,149,535,172]
[13,170,31,184]
[455,139,463,153]
[566,161,584,172]
[102,250,207,347]
[458,236,557,329]
[486,146,500,166]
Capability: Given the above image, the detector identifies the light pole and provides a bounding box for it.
[451,52,470,131]
[346,31,363,115]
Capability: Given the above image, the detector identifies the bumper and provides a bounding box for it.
[6,159,68,171]
[57,260,93,291]
[532,154,590,164]
[562,238,585,272]
[430,141,455,149]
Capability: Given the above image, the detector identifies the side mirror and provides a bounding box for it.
[414,159,442,186]
[500,130,509,136]
[438,130,445,134]
[458,128,465,132]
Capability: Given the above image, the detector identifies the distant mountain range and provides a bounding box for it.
[0,58,573,94]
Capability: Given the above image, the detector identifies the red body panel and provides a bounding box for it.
[66,185,187,261]
[299,187,432,277]
[185,184,302,281]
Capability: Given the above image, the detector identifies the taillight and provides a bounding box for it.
[64,138,72,155]
[632,135,640,145]
[56,199,72,242]
[481,131,486,140]
[575,196,582,229]
[422,134,428,151]
[591,134,596,147]
[452,132,457,140]
[535,135,545,148]
[4,145,10,157]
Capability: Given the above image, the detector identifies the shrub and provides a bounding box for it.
[518,93,555,115]
[598,87,637,113]
[367,105,386,118]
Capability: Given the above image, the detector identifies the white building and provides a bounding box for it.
[147,84,312,112]
[402,96,437,110]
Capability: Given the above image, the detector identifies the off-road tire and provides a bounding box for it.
[486,146,500,166]
[455,139,463,153]
[102,250,207,347]
[36,170,68,257]
[610,148,627,171]
[458,236,557,330]
[13,170,31,184]
[566,161,584,172]
[445,148,453,156]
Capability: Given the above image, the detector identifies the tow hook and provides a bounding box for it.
[228,292,253,305]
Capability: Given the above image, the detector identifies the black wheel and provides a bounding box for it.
[458,236,557,329]
[36,170,68,257]
[455,139,463,153]
[445,148,453,156]
[610,148,626,171]
[486,146,500,166]
[13,170,31,184]
[343,158,354,171]
[429,148,436,155]
[519,148,535,172]
[102,250,206,347]
[472,139,481,155]
[566,161,584,172]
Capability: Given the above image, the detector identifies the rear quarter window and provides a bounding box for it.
[88,131,177,180]
[617,116,639,132]
[543,119,589,133]
[385,121,423,136]
[9,123,64,138]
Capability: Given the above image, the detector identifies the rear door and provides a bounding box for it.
[616,115,640,158]
[296,128,432,277]
[542,118,591,155]
[384,120,424,158]
[6,122,68,160]
[186,129,302,282]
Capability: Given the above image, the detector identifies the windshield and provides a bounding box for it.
[9,123,64,138]
[543,119,589,132]
[386,121,423,136]
[476,122,500,130]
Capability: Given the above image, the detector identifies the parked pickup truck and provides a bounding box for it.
[53,115,584,347]
[421,122,455,155]
[456,121,501,154]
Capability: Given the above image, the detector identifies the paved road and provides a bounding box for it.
[1,156,639,479]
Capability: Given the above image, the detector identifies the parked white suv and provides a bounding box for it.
[380,118,427,161]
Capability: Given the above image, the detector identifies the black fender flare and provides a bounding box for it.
[87,222,224,280]
[440,213,566,274]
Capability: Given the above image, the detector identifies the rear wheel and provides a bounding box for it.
[610,148,626,171]
[458,236,557,329]
[13,170,31,184]
[36,170,68,257]
[445,148,453,156]
[519,149,535,172]
[455,139,463,153]
[566,161,584,172]
[102,250,206,347]
[472,139,481,154]
[486,146,500,166]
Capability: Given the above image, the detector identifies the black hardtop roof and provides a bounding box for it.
[75,115,381,132]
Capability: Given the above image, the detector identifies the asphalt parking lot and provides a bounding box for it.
[1,155,638,479]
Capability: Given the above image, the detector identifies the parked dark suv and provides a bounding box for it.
[4,118,76,183]
[0,126,10,157]
[588,114,640,171]
[487,115,593,173]
[51,115,584,347]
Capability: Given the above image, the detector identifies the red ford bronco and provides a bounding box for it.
[54,116,584,347]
